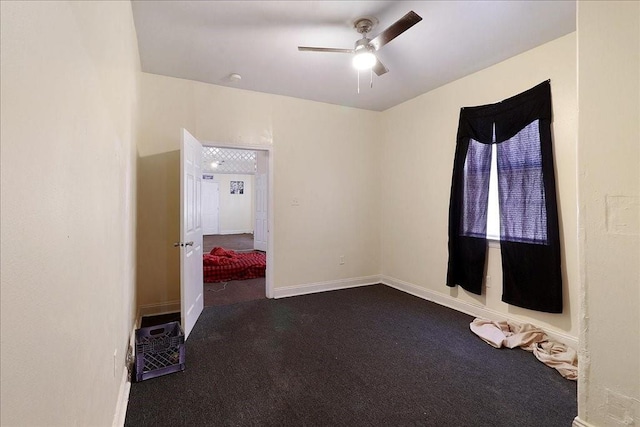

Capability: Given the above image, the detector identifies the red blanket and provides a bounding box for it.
[203,247,266,283]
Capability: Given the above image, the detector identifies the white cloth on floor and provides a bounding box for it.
[470,318,577,380]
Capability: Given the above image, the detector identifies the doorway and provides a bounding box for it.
[201,145,272,305]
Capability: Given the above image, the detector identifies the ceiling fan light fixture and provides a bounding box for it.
[352,50,376,70]
[298,10,421,77]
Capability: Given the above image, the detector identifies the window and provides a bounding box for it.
[460,125,499,241]
[486,144,500,240]
[447,80,563,313]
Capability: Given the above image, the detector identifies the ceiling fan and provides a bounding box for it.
[298,10,422,76]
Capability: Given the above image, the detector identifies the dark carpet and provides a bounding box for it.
[125,285,576,426]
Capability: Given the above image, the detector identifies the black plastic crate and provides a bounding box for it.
[134,321,185,382]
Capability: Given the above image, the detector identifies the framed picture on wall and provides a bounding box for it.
[230,181,244,194]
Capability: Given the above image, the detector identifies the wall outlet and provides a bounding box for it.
[339,255,345,265]
[291,197,299,206]
[485,275,491,288]
[606,388,636,425]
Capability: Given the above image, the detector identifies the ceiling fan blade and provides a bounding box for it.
[298,46,354,53]
[370,11,422,51]
[373,58,388,76]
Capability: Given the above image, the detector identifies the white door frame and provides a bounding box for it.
[202,141,274,299]
[253,151,268,252]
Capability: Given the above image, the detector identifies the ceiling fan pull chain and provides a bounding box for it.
[357,69,360,94]
[370,69,373,88]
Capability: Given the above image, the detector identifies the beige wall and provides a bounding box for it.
[211,173,255,234]
[0,1,139,426]
[137,150,180,306]
[577,2,640,425]
[380,33,580,339]
[138,73,382,305]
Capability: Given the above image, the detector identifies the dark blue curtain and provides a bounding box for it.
[446,81,563,313]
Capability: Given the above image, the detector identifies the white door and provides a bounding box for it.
[180,129,204,339]
[202,180,219,235]
[254,151,268,252]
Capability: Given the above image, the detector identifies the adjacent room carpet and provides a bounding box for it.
[125,285,576,426]
[204,277,265,306]
[203,233,255,253]
[203,233,266,307]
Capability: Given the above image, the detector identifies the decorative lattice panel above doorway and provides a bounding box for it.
[202,147,256,174]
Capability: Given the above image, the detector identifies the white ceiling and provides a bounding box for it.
[131,1,576,112]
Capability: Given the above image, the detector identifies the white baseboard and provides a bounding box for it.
[273,275,381,299]
[112,365,131,427]
[219,229,253,235]
[380,275,578,349]
[112,320,137,427]
[572,417,595,427]
[137,300,180,322]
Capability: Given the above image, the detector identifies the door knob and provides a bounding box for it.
[173,241,194,247]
